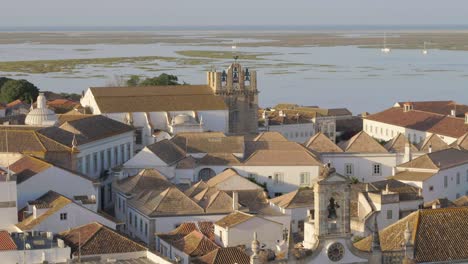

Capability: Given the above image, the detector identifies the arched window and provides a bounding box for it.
[198,168,216,181]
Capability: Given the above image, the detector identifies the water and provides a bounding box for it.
[0,38,467,114]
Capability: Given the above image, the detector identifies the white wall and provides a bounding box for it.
[265,123,315,143]
[29,203,117,233]
[17,166,99,211]
[0,246,71,264]
[0,181,18,228]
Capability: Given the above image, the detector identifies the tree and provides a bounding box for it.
[0,79,39,103]
[0,77,12,88]
[126,73,182,86]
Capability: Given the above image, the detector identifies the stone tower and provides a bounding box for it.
[207,62,259,135]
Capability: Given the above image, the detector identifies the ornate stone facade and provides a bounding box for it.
[207,62,259,135]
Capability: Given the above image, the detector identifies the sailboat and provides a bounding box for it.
[381,33,391,54]
[422,42,428,55]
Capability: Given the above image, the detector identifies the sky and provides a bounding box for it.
[1,0,468,28]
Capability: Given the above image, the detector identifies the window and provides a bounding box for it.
[129,212,132,225]
[370,126,373,133]
[134,215,137,228]
[444,175,448,188]
[386,129,388,136]
[118,197,121,210]
[365,124,368,132]
[107,183,112,202]
[126,143,131,160]
[457,173,460,185]
[161,245,168,257]
[380,127,383,135]
[107,149,112,168]
[145,223,148,236]
[140,219,143,233]
[219,230,223,242]
[466,169,468,182]
[386,210,392,220]
[114,146,119,165]
[93,152,98,173]
[345,163,354,176]
[391,130,394,137]
[135,128,143,145]
[273,173,284,184]
[429,186,434,192]
[372,163,382,176]
[100,151,105,171]
[274,192,283,197]
[77,157,83,173]
[295,132,299,138]
[85,155,90,175]
[60,213,67,221]
[120,144,125,162]
[300,172,310,185]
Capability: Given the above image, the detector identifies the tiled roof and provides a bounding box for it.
[198,153,241,166]
[17,191,73,230]
[89,85,228,113]
[389,171,437,182]
[396,100,468,117]
[56,113,94,126]
[215,211,254,228]
[417,134,448,152]
[452,133,468,151]
[196,189,237,214]
[185,181,209,197]
[6,99,27,108]
[129,187,204,217]
[355,207,468,263]
[328,108,353,116]
[9,155,52,183]
[171,230,219,257]
[339,131,388,153]
[0,127,71,153]
[114,169,172,195]
[146,139,186,165]
[176,156,197,169]
[0,231,17,251]
[243,149,322,166]
[253,131,288,142]
[171,132,244,154]
[304,132,343,153]
[60,222,147,256]
[398,148,468,170]
[384,133,418,153]
[423,198,455,209]
[366,104,468,138]
[366,179,422,201]
[157,222,214,244]
[206,169,261,191]
[269,188,314,209]
[453,195,468,207]
[192,247,250,264]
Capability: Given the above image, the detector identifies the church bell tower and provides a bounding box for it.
[207,60,259,135]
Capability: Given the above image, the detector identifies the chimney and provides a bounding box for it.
[403,102,413,112]
[450,109,456,117]
[232,191,239,211]
[403,138,412,163]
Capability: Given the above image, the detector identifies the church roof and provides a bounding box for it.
[89,85,228,113]
[354,207,468,263]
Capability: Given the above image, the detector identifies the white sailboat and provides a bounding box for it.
[381,33,391,54]
[422,42,428,55]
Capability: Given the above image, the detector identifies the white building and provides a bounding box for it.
[0,172,18,230]
[389,148,468,202]
[80,85,229,149]
[10,155,99,211]
[363,101,468,145]
[214,211,284,251]
[16,191,117,234]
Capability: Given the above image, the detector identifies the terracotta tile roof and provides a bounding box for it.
[389,171,437,182]
[206,169,261,191]
[215,211,255,228]
[192,247,250,264]
[6,99,27,108]
[243,149,322,166]
[158,222,214,244]
[396,100,468,117]
[146,139,186,165]
[384,133,418,153]
[355,207,468,263]
[171,230,219,257]
[185,181,209,197]
[366,179,422,201]
[176,156,197,169]
[198,153,241,166]
[17,191,73,230]
[56,113,94,126]
[171,132,244,154]
[114,169,172,195]
[253,131,288,142]
[89,85,228,113]
[9,155,52,183]
[129,187,204,217]
[269,188,314,209]
[0,231,17,251]
[417,134,449,152]
[304,132,343,153]
[47,99,79,107]
[196,189,237,214]
[366,104,468,138]
[60,222,147,256]
[398,148,468,170]
[339,131,388,153]
[452,133,468,150]
[453,195,468,207]
[0,127,71,153]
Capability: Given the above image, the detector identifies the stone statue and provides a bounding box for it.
[327,197,340,219]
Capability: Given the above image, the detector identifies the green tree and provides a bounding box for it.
[0,77,12,88]
[126,73,182,86]
[0,79,39,103]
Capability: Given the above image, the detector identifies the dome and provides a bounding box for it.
[173,114,198,126]
[25,93,58,126]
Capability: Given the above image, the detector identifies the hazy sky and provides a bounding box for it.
[1,0,468,27]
